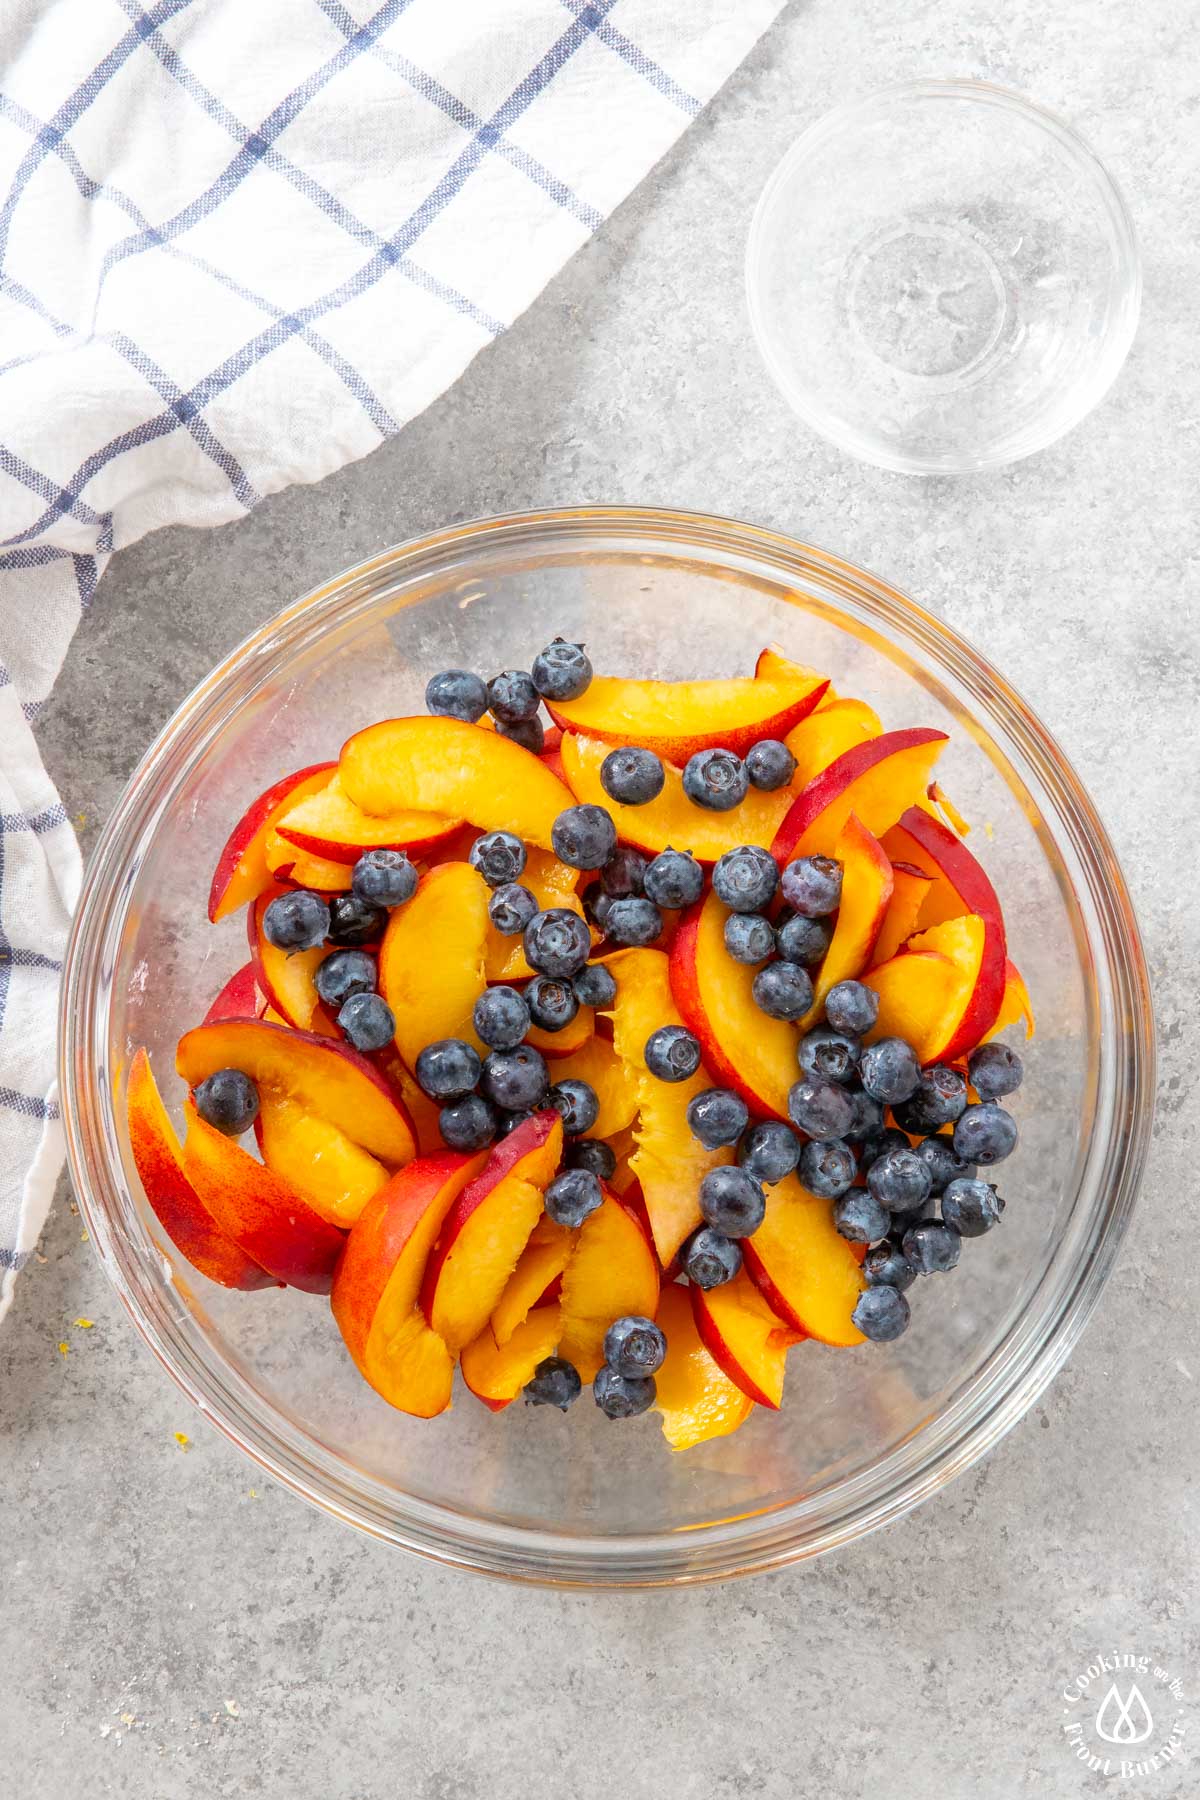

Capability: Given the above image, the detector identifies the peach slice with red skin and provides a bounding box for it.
[181,1099,344,1293]
[208,762,335,923]
[247,886,337,1036]
[770,728,948,864]
[652,1283,754,1451]
[690,1268,803,1409]
[753,645,828,688]
[125,1049,278,1290]
[339,716,574,849]
[274,771,462,864]
[741,1173,867,1347]
[546,671,829,762]
[670,890,797,1122]
[864,914,1005,1064]
[461,1305,562,1413]
[490,1217,573,1347]
[871,860,934,966]
[256,1089,388,1228]
[379,860,490,1067]
[332,1148,487,1416]
[785,698,882,787]
[202,961,263,1027]
[797,815,892,1031]
[982,958,1035,1041]
[420,1111,563,1352]
[370,1041,444,1155]
[176,1018,416,1164]
[556,1188,660,1380]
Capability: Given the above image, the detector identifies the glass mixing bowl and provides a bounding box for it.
[746,80,1141,473]
[60,507,1153,1585]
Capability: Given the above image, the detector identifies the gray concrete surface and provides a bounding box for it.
[5,2,1199,1796]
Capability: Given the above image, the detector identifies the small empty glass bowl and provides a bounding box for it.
[746,80,1140,474]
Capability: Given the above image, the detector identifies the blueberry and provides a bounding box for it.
[531,637,592,702]
[481,1045,549,1111]
[682,748,748,812]
[524,1356,582,1411]
[337,991,395,1052]
[866,1145,933,1213]
[488,882,539,937]
[472,986,530,1051]
[586,888,616,931]
[546,1078,599,1135]
[953,1102,1018,1166]
[776,913,832,967]
[573,962,617,1010]
[262,889,330,951]
[497,716,544,753]
[351,849,417,909]
[738,1120,801,1184]
[712,845,778,912]
[824,979,879,1038]
[902,1219,962,1274]
[852,1284,911,1341]
[605,898,662,946]
[797,1026,860,1085]
[496,1108,535,1139]
[893,1064,968,1134]
[314,948,376,1010]
[603,1315,667,1379]
[487,669,539,724]
[566,1138,617,1180]
[593,1365,655,1419]
[744,738,797,790]
[752,961,814,1021]
[780,855,842,918]
[845,1089,885,1142]
[524,909,592,978]
[643,849,704,910]
[788,1077,855,1141]
[644,1025,702,1083]
[416,1037,482,1100]
[469,830,527,888]
[326,893,386,947]
[859,1037,921,1104]
[863,1241,917,1293]
[724,913,776,964]
[682,1227,743,1289]
[833,1190,890,1244]
[551,804,617,871]
[941,1177,1005,1237]
[968,1042,1024,1101]
[526,975,579,1033]
[544,1167,603,1229]
[425,668,488,723]
[798,1137,856,1199]
[600,746,665,806]
[699,1166,765,1237]
[194,1068,259,1136]
[438,1094,497,1151]
[911,1134,974,1195]
[687,1087,750,1149]
[857,1126,911,1172]
[599,846,647,899]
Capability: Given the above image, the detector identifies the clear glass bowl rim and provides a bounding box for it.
[59,504,1154,1587]
[745,77,1143,475]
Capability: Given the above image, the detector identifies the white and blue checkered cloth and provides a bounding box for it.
[0,0,785,1318]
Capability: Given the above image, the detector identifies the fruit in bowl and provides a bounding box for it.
[127,636,1032,1452]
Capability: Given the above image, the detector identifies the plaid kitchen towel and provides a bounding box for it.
[0,0,786,1318]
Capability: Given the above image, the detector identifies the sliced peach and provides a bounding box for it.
[652,1283,753,1451]
[741,1173,866,1346]
[420,1111,562,1352]
[275,771,461,864]
[690,1267,803,1409]
[484,848,585,981]
[372,1042,446,1154]
[982,959,1035,1041]
[797,815,892,1030]
[339,716,574,849]
[557,1189,660,1380]
[865,913,1004,1062]
[771,728,948,864]
[332,1148,487,1416]
[670,890,797,1122]
[546,671,829,762]
[491,1216,573,1346]
[871,860,934,966]
[785,698,882,787]
[256,1088,388,1228]
[525,1002,595,1060]
[543,1033,636,1137]
[125,1049,277,1290]
[881,805,1004,936]
[461,1305,562,1413]
[378,861,490,1067]
[181,1100,344,1293]
[208,762,335,923]
[176,1018,416,1164]
[607,947,732,1265]
[753,645,829,688]
[247,885,337,1036]
[264,829,355,892]
[562,732,792,863]
[924,781,971,838]
[202,961,263,1026]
